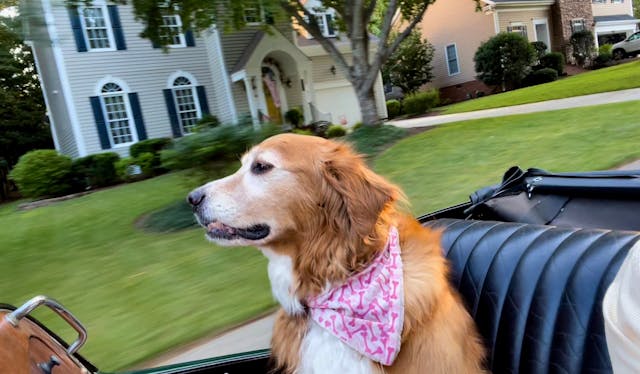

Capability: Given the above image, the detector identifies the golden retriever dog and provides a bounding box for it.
[188,133,486,374]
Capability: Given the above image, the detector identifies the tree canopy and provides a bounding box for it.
[382,28,434,95]
[0,15,52,168]
[113,0,439,125]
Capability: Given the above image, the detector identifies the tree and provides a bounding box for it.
[570,30,595,68]
[111,0,438,126]
[474,32,536,91]
[0,15,52,169]
[382,28,434,95]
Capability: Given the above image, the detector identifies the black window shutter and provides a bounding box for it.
[90,96,111,149]
[107,5,127,50]
[163,89,182,137]
[185,30,195,47]
[326,14,334,36]
[128,93,147,140]
[68,7,87,52]
[196,86,210,115]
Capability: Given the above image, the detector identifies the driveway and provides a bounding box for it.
[388,88,640,129]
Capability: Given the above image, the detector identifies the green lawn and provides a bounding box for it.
[440,60,640,115]
[2,100,639,371]
[376,100,640,214]
[0,173,275,371]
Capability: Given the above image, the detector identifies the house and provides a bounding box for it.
[23,0,386,158]
[416,0,639,101]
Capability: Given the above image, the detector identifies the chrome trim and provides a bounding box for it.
[5,295,88,355]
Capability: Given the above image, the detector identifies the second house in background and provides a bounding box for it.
[417,0,639,102]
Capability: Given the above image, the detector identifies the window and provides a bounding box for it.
[445,44,460,76]
[244,2,262,24]
[314,13,336,37]
[592,0,605,3]
[160,14,185,47]
[100,83,134,145]
[571,19,586,33]
[611,0,623,3]
[80,6,114,50]
[507,24,528,38]
[172,77,201,134]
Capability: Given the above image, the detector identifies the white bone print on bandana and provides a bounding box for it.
[307,227,404,366]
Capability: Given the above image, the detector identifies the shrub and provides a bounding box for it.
[284,108,304,128]
[475,32,536,90]
[531,41,548,60]
[352,122,364,131]
[599,44,613,55]
[10,150,73,198]
[402,89,440,115]
[523,68,558,87]
[115,152,156,182]
[326,125,347,138]
[71,152,120,190]
[346,125,408,156]
[292,129,313,136]
[570,30,595,67]
[539,52,565,76]
[386,100,402,118]
[129,138,172,175]
[161,123,282,171]
[195,114,220,131]
[130,138,172,158]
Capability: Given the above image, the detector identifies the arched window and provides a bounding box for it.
[100,82,134,145]
[172,76,201,134]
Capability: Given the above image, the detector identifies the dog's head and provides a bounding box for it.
[188,133,403,293]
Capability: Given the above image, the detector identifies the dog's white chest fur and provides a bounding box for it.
[261,249,304,315]
[260,249,375,374]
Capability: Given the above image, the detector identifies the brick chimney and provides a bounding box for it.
[551,0,594,60]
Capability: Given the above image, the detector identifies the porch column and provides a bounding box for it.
[243,77,259,125]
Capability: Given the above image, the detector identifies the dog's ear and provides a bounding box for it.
[320,142,401,244]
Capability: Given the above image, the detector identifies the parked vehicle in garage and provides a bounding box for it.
[612,31,640,59]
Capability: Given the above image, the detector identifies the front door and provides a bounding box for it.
[534,21,551,51]
[262,67,282,124]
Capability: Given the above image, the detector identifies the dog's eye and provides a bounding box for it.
[251,161,274,175]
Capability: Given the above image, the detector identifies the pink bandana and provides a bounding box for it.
[307,227,404,366]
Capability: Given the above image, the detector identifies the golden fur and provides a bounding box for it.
[193,134,486,373]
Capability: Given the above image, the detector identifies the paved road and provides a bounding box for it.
[388,88,640,129]
[140,87,640,369]
[141,313,277,368]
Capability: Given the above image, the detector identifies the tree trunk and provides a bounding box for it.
[356,87,380,126]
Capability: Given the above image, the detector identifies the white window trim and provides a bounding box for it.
[533,18,551,52]
[507,22,528,38]
[161,13,186,48]
[167,71,202,135]
[244,2,264,26]
[78,4,116,52]
[99,85,138,148]
[445,43,460,76]
[305,10,338,39]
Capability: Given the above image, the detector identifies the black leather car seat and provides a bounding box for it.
[422,219,640,374]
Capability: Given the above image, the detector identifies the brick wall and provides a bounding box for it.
[551,0,594,61]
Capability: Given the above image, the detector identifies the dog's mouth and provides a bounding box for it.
[205,221,271,241]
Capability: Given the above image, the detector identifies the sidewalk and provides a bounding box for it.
[388,88,640,129]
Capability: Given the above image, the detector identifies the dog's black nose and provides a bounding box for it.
[187,189,205,206]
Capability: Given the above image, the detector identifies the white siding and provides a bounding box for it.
[32,35,79,157]
[51,1,221,155]
[202,28,236,123]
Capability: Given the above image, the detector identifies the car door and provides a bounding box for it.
[626,31,640,53]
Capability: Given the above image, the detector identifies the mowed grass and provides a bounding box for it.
[440,60,640,114]
[2,100,640,371]
[375,100,640,214]
[0,173,275,371]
